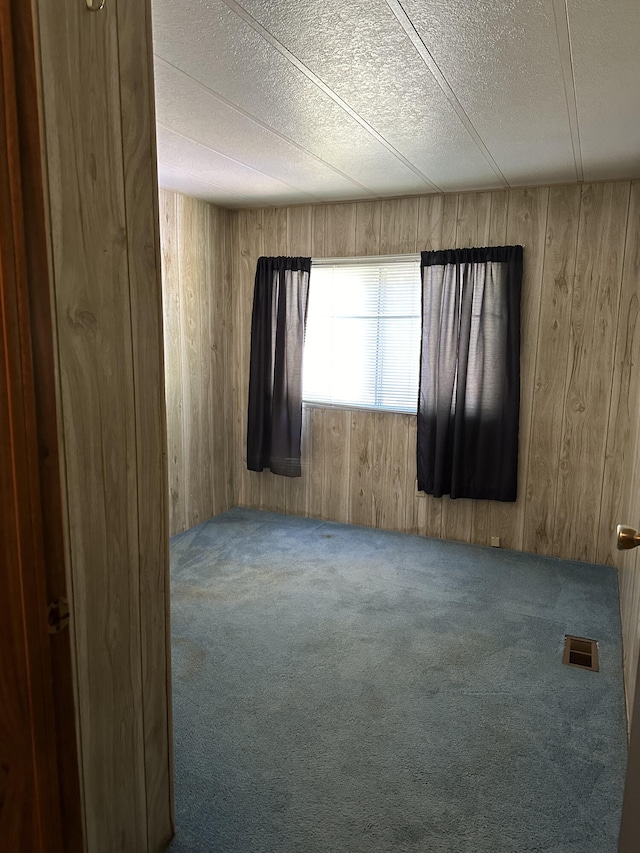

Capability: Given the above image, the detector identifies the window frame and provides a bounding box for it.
[303,254,422,416]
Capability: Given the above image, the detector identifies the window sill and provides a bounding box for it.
[302,401,417,417]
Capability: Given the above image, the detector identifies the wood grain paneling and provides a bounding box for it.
[306,406,325,520]
[159,190,233,536]
[372,413,409,532]
[554,183,630,562]
[115,1,172,843]
[212,204,234,512]
[232,208,263,510]
[416,194,444,249]
[38,3,146,849]
[322,407,352,522]
[355,201,381,255]
[597,182,640,567]
[36,0,172,849]
[522,185,580,554]
[495,186,549,552]
[181,196,212,527]
[287,204,312,256]
[160,191,185,531]
[349,410,375,527]
[379,197,419,254]
[324,203,356,256]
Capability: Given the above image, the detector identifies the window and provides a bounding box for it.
[303,256,421,414]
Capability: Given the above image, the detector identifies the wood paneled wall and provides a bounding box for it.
[159,189,233,536]
[228,183,640,717]
[160,181,640,723]
[36,1,172,850]
[230,185,637,560]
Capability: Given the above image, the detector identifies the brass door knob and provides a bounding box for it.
[616,524,640,550]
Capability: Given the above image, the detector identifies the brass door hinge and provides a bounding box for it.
[48,597,70,634]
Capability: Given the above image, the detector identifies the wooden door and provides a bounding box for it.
[619,651,640,851]
[0,1,82,850]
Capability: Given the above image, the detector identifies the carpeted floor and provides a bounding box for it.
[167,508,627,853]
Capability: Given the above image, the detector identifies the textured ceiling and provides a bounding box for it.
[152,0,640,208]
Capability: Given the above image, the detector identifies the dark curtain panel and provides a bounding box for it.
[417,245,523,501]
[247,256,311,477]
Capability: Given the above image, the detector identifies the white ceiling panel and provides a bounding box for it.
[154,58,375,202]
[235,0,504,191]
[400,0,579,185]
[156,125,320,205]
[152,0,434,197]
[151,0,640,207]
[158,163,256,207]
[567,0,640,181]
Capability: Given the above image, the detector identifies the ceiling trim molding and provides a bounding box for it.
[384,0,509,188]
[154,55,378,199]
[218,0,443,193]
[551,0,584,182]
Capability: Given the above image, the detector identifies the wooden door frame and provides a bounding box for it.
[0,0,82,850]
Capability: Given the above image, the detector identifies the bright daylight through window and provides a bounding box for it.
[303,256,421,414]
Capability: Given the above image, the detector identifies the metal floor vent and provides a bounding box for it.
[563,635,599,672]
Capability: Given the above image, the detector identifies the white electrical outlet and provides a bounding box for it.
[491,536,501,548]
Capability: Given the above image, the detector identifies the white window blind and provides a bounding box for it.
[303,256,421,414]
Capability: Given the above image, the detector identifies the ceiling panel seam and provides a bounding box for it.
[154,55,378,198]
[551,0,584,181]
[384,0,509,188]
[158,122,324,202]
[160,162,257,202]
[218,0,443,192]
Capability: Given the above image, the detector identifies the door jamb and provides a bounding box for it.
[0,0,83,849]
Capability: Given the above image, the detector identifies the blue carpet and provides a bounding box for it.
[168,508,627,853]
